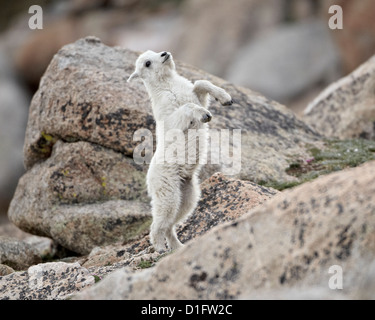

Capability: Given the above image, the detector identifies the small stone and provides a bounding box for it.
[0,237,42,271]
[0,264,15,276]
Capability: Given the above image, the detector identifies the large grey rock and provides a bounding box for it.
[9,140,151,254]
[23,36,155,170]
[177,172,279,243]
[227,20,340,103]
[304,54,375,140]
[0,262,95,300]
[75,161,375,300]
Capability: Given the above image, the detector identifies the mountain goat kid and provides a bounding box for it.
[128,50,233,252]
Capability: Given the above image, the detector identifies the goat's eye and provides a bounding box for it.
[145,61,151,68]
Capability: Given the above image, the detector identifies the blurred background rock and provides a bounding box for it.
[0,0,374,232]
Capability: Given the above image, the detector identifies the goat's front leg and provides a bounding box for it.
[193,80,233,106]
[164,103,212,132]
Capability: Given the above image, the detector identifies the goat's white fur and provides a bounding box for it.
[128,50,233,252]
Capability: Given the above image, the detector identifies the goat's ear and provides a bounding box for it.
[127,71,139,83]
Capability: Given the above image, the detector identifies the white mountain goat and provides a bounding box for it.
[128,50,233,252]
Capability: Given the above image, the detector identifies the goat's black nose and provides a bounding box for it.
[161,52,167,57]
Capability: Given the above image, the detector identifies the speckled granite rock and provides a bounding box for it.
[81,173,278,274]
[0,237,41,271]
[9,140,151,254]
[177,172,279,243]
[23,37,155,170]
[304,55,375,140]
[75,161,375,300]
[0,262,95,300]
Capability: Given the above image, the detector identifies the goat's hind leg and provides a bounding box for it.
[175,176,200,224]
[149,174,182,252]
[164,176,201,250]
[150,198,181,252]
